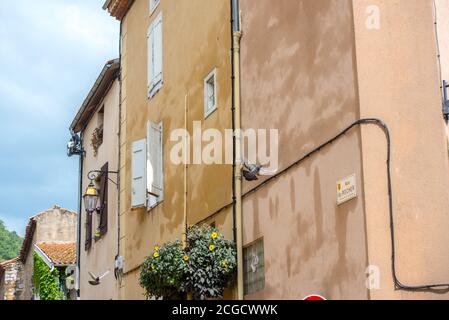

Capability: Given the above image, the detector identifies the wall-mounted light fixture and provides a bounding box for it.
[67,130,84,157]
[83,181,99,213]
[83,170,119,213]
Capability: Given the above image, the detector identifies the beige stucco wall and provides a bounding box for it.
[80,79,119,300]
[34,207,77,244]
[353,0,449,299]
[119,0,234,299]
[240,0,369,300]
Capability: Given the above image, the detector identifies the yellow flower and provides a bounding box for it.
[153,252,159,258]
[183,255,189,262]
[154,246,160,252]
[209,245,215,252]
[211,232,218,240]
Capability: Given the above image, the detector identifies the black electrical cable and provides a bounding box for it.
[198,117,449,291]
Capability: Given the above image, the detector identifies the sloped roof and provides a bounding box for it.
[35,243,76,266]
[70,59,120,133]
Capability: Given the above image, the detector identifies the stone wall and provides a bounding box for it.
[34,206,77,244]
[0,260,20,300]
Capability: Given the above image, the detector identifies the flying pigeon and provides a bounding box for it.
[88,270,110,286]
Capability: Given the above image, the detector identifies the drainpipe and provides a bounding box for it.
[117,19,123,272]
[183,94,189,249]
[184,94,193,301]
[76,133,84,300]
[231,0,244,300]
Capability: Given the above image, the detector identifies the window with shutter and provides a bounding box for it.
[147,120,164,209]
[132,139,147,208]
[85,212,92,251]
[147,13,163,98]
[98,162,108,236]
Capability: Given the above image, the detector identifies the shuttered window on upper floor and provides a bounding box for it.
[131,139,147,208]
[98,162,108,236]
[147,121,164,209]
[147,13,163,98]
[131,121,164,210]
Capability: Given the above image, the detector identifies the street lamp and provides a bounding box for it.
[83,181,99,213]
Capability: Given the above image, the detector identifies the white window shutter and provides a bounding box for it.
[147,121,163,209]
[153,16,163,86]
[147,26,155,94]
[131,139,147,208]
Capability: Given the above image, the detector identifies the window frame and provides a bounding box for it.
[204,68,218,119]
[243,238,265,296]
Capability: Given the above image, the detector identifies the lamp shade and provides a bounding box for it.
[83,181,99,212]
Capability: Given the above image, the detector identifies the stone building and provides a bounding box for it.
[0,206,77,300]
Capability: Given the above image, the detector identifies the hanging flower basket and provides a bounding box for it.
[139,225,237,300]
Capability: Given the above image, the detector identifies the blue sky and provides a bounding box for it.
[0,0,119,235]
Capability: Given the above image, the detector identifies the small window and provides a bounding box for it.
[98,106,104,128]
[243,239,265,295]
[150,0,160,15]
[204,69,217,118]
[91,106,104,156]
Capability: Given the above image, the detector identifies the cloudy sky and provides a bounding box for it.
[0,0,119,235]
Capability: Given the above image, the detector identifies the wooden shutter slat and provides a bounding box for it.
[99,162,108,235]
[85,211,92,251]
[132,139,147,208]
[147,121,164,209]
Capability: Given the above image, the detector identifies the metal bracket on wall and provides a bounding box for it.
[443,80,449,120]
[87,170,119,187]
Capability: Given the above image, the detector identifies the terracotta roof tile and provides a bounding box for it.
[0,257,19,280]
[0,257,19,267]
[104,0,134,20]
[35,243,76,266]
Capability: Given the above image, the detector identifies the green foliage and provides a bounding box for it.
[185,225,237,300]
[140,241,189,300]
[140,225,237,300]
[0,219,23,263]
[33,252,63,300]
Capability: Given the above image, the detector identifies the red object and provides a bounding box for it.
[303,295,326,301]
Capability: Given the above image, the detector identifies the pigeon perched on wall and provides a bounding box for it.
[242,161,278,181]
[88,270,110,286]
[242,163,261,181]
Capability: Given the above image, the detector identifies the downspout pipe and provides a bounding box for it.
[231,0,244,300]
[76,133,84,300]
[115,20,123,289]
